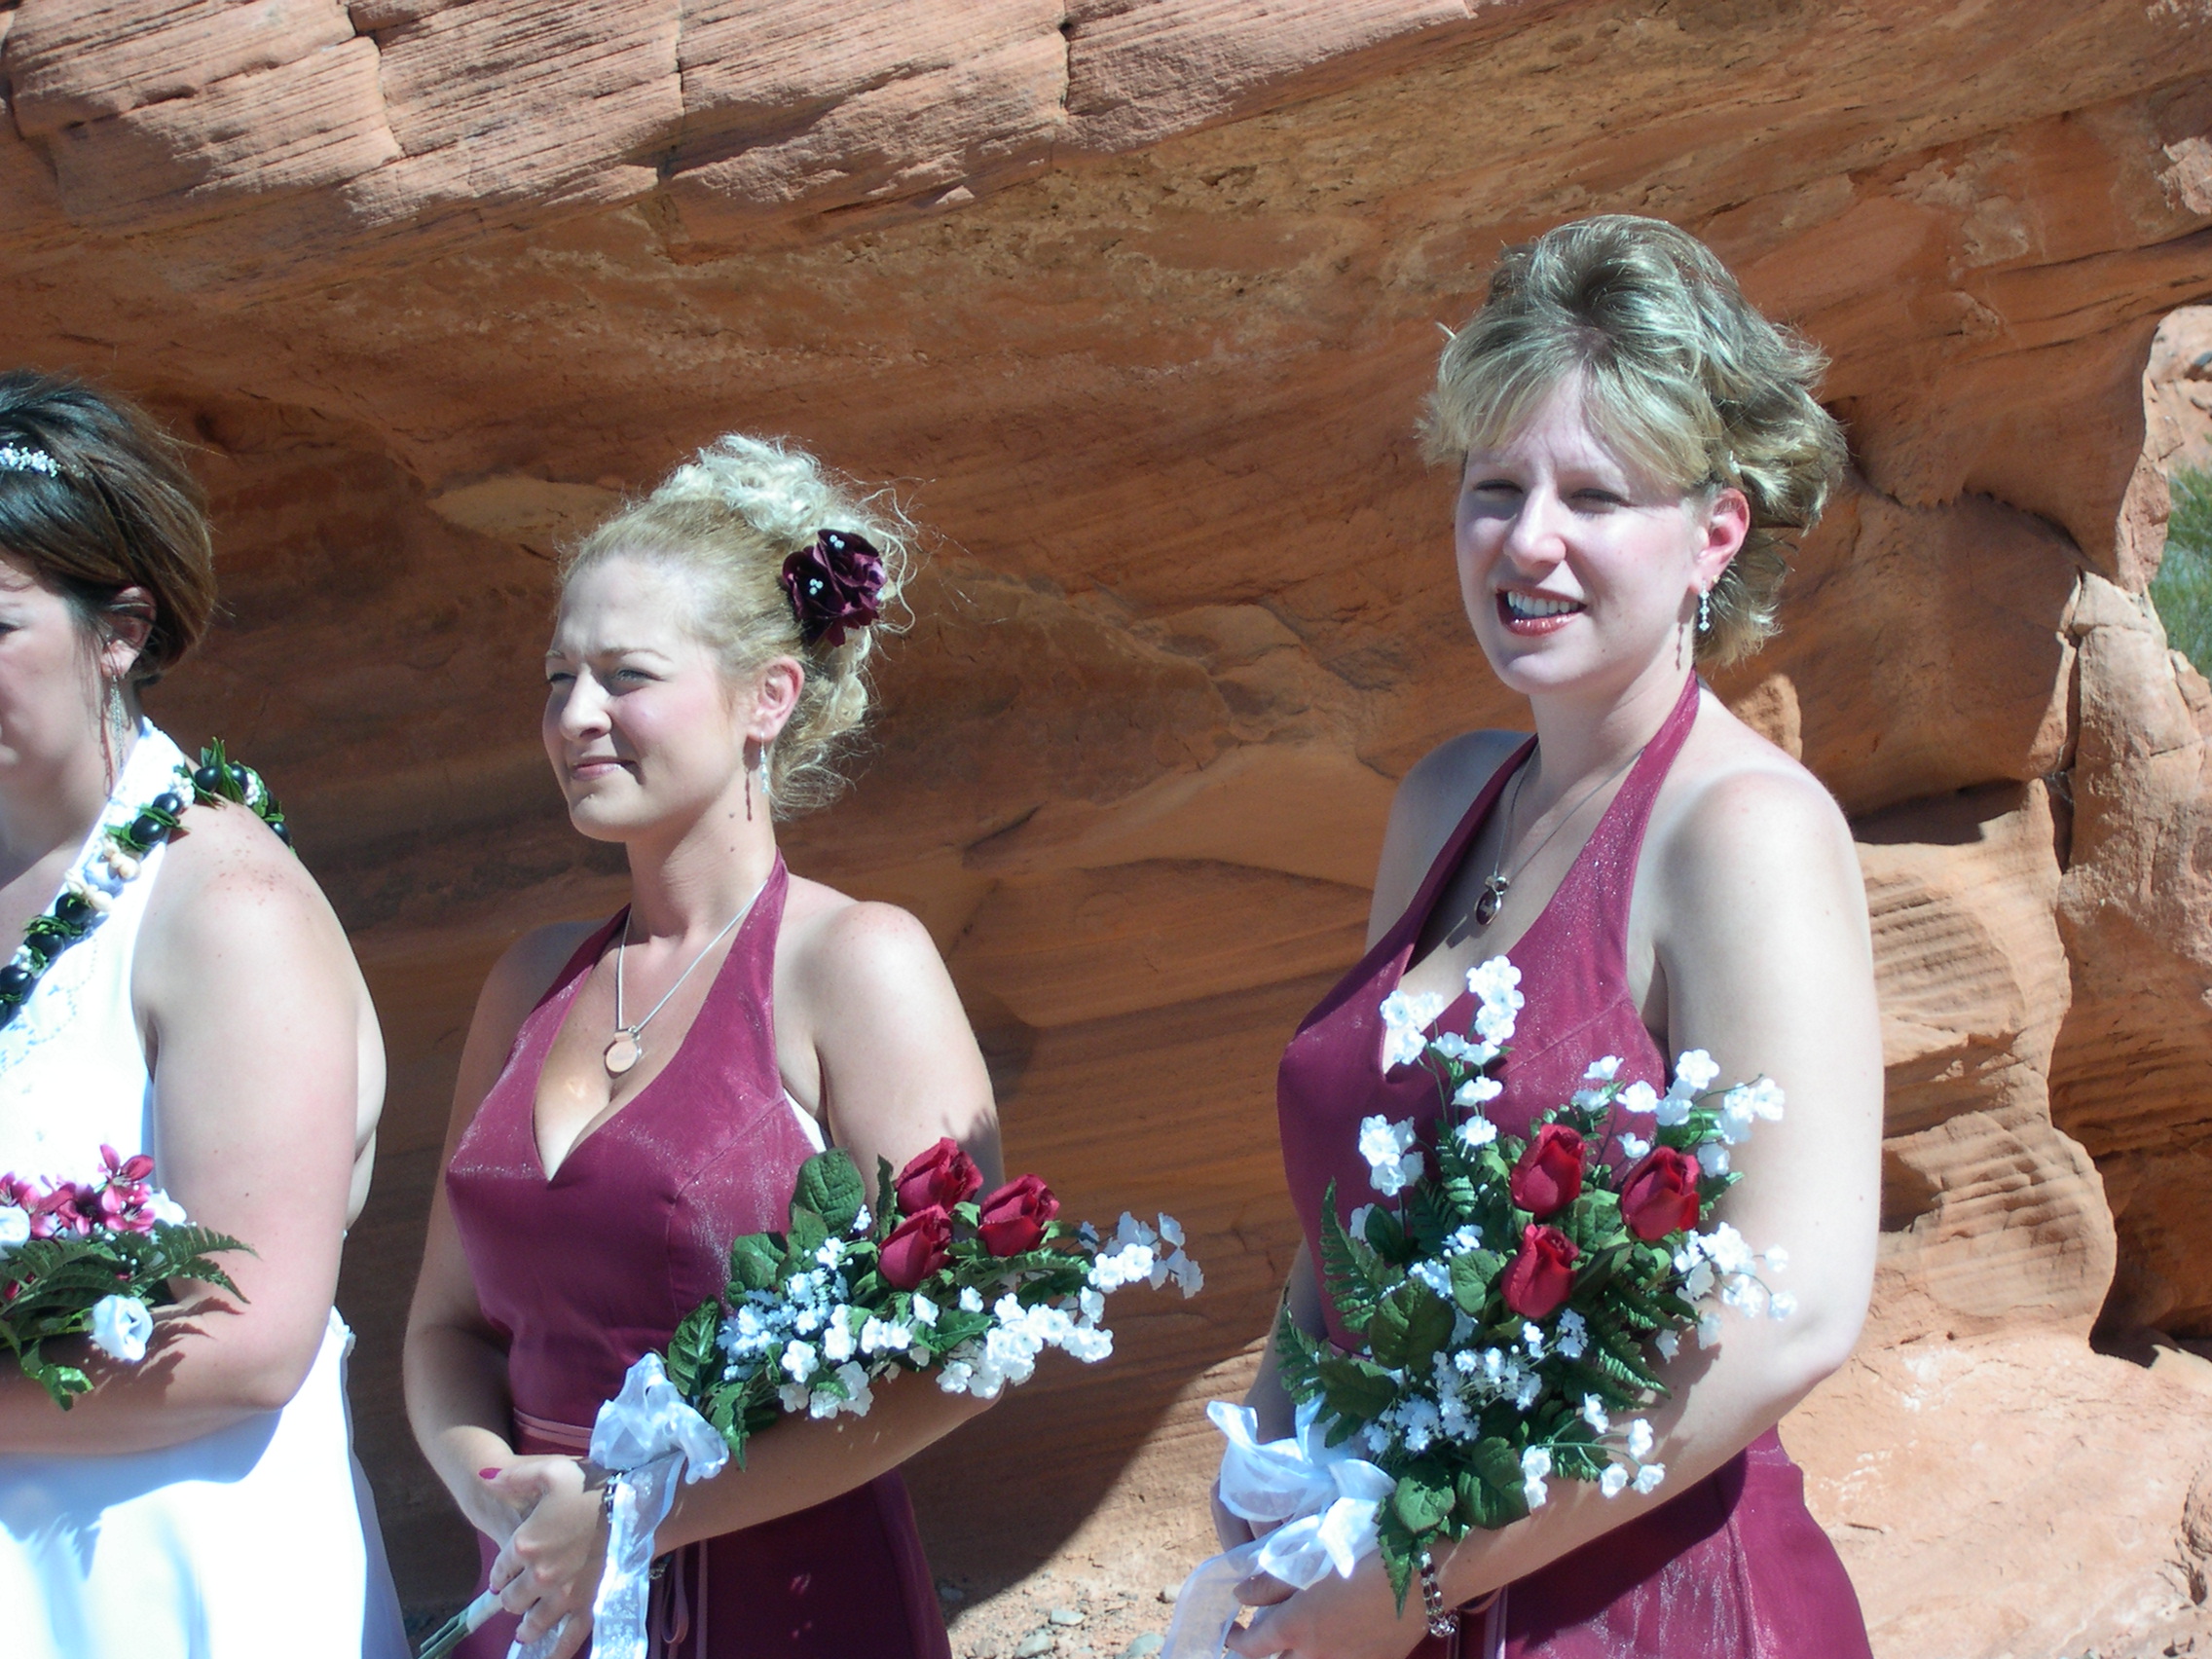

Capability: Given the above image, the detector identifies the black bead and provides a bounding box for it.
[53,892,91,925]
[270,820,292,847]
[151,792,183,817]
[0,965,31,998]
[193,765,223,794]
[129,814,168,845]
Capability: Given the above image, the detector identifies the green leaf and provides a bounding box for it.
[1315,1353,1398,1423]
[1391,1467,1456,1534]
[728,1233,786,1293]
[1454,1465,1527,1530]
[794,1150,867,1237]
[787,1206,829,1262]
[1376,1508,1419,1614]
[1362,1203,1410,1262]
[665,1302,721,1397]
[1368,1279,1455,1372]
[1449,1248,1503,1314]
[1316,1181,1391,1330]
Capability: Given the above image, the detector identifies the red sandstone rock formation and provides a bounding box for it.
[5,2,2212,1651]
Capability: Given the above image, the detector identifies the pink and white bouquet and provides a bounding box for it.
[1177,957,1789,1646]
[0,1145,248,1407]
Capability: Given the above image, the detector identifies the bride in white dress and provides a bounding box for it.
[0,372,406,1657]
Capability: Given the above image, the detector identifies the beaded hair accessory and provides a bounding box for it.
[0,442,59,477]
[779,529,886,648]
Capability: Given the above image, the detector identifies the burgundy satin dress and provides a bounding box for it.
[1276,676,1872,1657]
[444,859,950,1659]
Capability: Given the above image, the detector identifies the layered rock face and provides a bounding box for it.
[5,2,2212,1651]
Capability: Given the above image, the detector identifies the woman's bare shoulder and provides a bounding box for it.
[1653,702,1860,908]
[779,874,942,1004]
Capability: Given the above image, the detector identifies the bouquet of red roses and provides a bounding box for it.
[1262,957,1789,1614]
[0,1146,248,1407]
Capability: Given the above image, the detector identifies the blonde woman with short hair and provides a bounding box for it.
[1224,217,1880,1657]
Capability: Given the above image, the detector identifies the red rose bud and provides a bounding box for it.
[894,1137,983,1216]
[1618,1146,1704,1242]
[1502,1223,1580,1319]
[977,1174,1060,1257]
[879,1205,954,1289]
[1508,1124,1587,1219]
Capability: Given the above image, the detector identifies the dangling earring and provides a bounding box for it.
[1697,588,1713,635]
[98,672,129,791]
[756,742,772,819]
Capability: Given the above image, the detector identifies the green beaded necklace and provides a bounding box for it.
[0,739,289,1032]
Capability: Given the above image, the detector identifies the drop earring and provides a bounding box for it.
[1697,588,1712,635]
[756,742,772,817]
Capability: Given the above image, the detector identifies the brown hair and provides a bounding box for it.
[1421,216,1847,667]
[0,371,215,682]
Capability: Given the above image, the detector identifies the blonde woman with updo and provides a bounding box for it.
[1223,218,1880,1656]
[405,436,996,1658]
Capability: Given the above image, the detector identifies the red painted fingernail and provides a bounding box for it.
[478,1467,499,1479]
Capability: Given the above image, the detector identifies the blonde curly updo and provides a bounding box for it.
[564,434,912,817]
[1420,215,1848,667]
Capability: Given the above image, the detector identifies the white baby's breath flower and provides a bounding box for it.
[1457,1117,1499,1149]
[814,1239,844,1269]
[1633,1463,1666,1495]
[146,1190,187,1226]
[1466,958,1523,1045]
[1580,1394,1609,1434]
[1697,1143,1730,1177]
[909,1293,939,1328]
[780,1340,820,1383]
[822,1313,856,1363]
[0,1207,27,1251]
[1670,1051,1720,1094]
[1601,1463,1631,1498]
[1762,1245,1789,1274]
[1655,1092,1692,1128]
[1721,1274,1763,1315]
[1556,1308,1588,1359]
[1696,1311,1723,1349]
[1680,1261,1714,1301]
[1521,1446,1552,1479]
[1454,1075,1503,1108]
[1625,1419,1655,1461]
[1653,1329,1680,1361]
[1380,990,1447,1068]
[1769,1291,1798,1321]
[1356,1115,1424,1198]
[1616,1082,1658,1116]
[959,1287,985,1313]
[1619,1133,1652,1160]
[860,1317,911,1355]
[1700,1224,1754,1275]
[1584,1056,1622,1082]
[1157,1214,1186,1248]
[1717,1088,1758,1145]
[779,1382,810,1412]
[850,1204,871,1235]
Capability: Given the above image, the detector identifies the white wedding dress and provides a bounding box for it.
[0,725,408,1659]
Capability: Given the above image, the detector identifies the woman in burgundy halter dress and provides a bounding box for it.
[1222,217,1884,1658]
[403,436,999,1658]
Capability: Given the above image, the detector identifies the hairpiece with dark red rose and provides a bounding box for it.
[780,529,886,648]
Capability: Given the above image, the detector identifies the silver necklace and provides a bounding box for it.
[1470,743,1646,929]
[603,883,764,1076]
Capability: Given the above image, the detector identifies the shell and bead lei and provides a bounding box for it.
[0,740,289,1032]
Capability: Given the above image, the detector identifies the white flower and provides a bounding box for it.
[909,1293,939,1328]
[779,1382,811,1412]
[1619,1133,1651,1161]
[1457,1117,1498,1149]
[146,1190,187,1227]
[815,1239,845,1269]
[1761,1245,1788,1274]
[1680,1261,1714,1301]
[1454,1075,1503,1108]
[1625,1419,1655,1461]
[1655,1091,1692,1128]
[1717,1088,1759,1145]
[1699,1224,1754,1275]
[1356,1115,1424,1198]
[850,1204,872,1235]
[0,1207,27,1250]
[1584,1056,1622,1082]
[1521,1446,1552,1479]
[1521,1321,1546,1357]
[860,1317,911,1355]
[1580,1394,1609,1434]
[1466,958,1523,1045]
[1556,1309,1587,1359]
[1633,1462,1666,1495]
[1697,1143,1730,1177]
[1077,1288,1105,1322]
[89,1296,153,1364]
[1769,1291,1798,1321]
[1653,1329,1679,1361]
[1157,1214,1186,1248]
[1410,1260,1454,1299]
[822,1313,857,1363]
[959,1287,985,1313]
[1380,990,1447,1068]
[1696,1311,1723,1349]
[833,1361,873,1416]
[1616,1082,1658,1116]
[1741,1078,1785,1120]
[1432,1032,1500,1068]
[1721,1274,1763,1315]
[780,1340,820,1383]
[1600,1463,1631,1498]
[1670,1051,1720,1095]
[1346,1203,1376,1237]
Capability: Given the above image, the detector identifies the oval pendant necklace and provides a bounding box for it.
[1471,741,1646,930]
[604,880,765,1076]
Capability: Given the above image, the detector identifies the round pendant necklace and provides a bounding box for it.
[1470,741,1646,930]
[603,880,766,1077]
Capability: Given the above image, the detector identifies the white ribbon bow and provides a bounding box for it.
[1161,1398,1395,1659]
[510,1353,729,1659]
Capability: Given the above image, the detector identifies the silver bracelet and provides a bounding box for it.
[1419,1550,1458,1639]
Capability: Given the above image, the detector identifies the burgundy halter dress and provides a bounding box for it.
[1275,676,1871,1657]
[444,859,950,1659]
